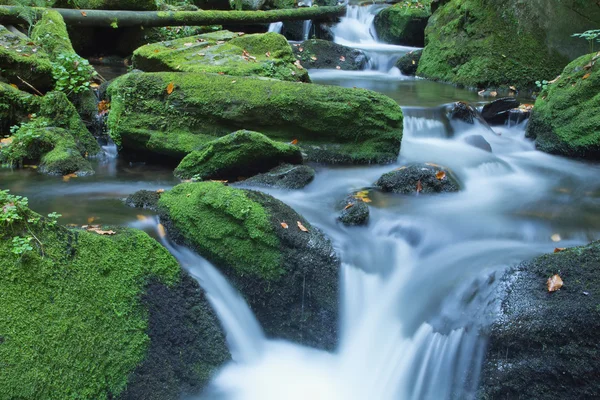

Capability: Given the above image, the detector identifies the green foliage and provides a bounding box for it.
[11,235,33,254]
[51,53,97,94]
[536,79,549,91]
[572,29,600,53]
[0,117,48,165]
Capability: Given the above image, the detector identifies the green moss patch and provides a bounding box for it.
[31,10,76,59]
[374,2,431,46]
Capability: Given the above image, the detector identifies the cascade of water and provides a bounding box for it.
[302,0,314,40]
[268,21,283,34]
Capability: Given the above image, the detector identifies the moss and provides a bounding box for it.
[417,0,569,89]
[0,25,54,92]
[53,0,158,10]
[132,30,309,82]
[525,53,600,159]
[373,2,431,46]
[0,82,35,132]
[158,181,283,280]
[0,199,180,399]
[174,130,302,180]
[39,129,95,176]
[107,71,403,164]
[30,10,76,60]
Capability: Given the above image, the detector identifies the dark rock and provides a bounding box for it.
[507,107,532,125]
[281,20,305,41]
[464,135,492,152]
[479,241,600,399]
[292,39,368,70]
[376,163,460,194]
[125,190,161,210]
[243,163,315,189]
[448,101,477,124]
[481,97,520,125]
[373,3,430,46]
[337,195,369,226]
[395,50,422,76]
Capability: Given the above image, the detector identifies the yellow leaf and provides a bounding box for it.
[582,73,591,80]
[280,222,289,229]
[62,173,77,182]
[436,171,446,180]
[297,221,308,232]
[547,274,563,292]
[156,189,165,194]
[344,203,354,210]
[0,137,13,145]
[157,223,166,238]
[136,215,148,221]
[166,82,175,95]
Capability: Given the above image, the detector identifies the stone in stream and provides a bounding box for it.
[481,97,520,125]
[107,71,403,164]
[125,189,162,210]
[337,194,369,226]
[157,181,340,350]
[375,163,460,194]
[373,2,431,47]
[395,49,422,76]
[174,130,302,181]
[447,101,477,124]
[464,134,492,152]
[242,163,316,189]
[526,53,600,160]
[132,30,310,82]
[479,241,600,399]
[0,194,228,400]
[418,0,600,89]
[292,39,368,71]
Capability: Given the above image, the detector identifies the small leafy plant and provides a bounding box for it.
[0,117,49,166]
[11,236,33,255]
[51,53,97,94]
[572,29,600,53]
[535,79,549,91]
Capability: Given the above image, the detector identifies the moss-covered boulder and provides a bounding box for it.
[30,10,77,60]
[243,163,315,189]
[107,71,403,164]
[157,182,339,349]
[376,163,460,194]
[0,25,53,92]
[479,241,600,399]
[417,0,600,89]
[174,130,302,180]
[525,53,600,159]
[0,190,228,400]
[53,0,157,10]
[292,39,367,70]
[132,30,309,82]
[374,2,431,46]
[34,127,94,176]
[395,49,422,76]
[0,81,34,132]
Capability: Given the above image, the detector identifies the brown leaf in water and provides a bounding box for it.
[554,247,566,253]
[166,82,175,95]
[62,173,77,182]
[436,171,446,180]
[297,221,309,232]
[280,222,289,229]
[136,215,148,221]
[416,180,423,193]
[87,216,97,224]
[547,274,563,292]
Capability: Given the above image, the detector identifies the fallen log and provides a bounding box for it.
[0,6,346,28]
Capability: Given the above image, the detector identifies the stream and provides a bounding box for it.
[3,4,600,400]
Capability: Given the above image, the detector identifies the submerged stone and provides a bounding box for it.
[448,101,477,124]
[373,2,430,46]
[376,163,460,194]
[174,130,303,181]
[107,71,403,164]
[292,39,367,70]
[132,30,309,82]
[242,163,315,189]
[525,53,600,159]
[158,182,339,349]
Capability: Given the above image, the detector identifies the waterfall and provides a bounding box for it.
[268,21,283,34]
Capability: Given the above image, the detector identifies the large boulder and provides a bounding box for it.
[375,163,460,194]
[132,31,310,83]
[481,97,520,125]
[479,241,600,399]
[174,130,303,180]
[0,191,228,400]
[525,53,600,159]
[292,39,368,70]
[395,49,422,76]
[157,182,340,349]
[417,0,600,89]
[374,2,431,46]
[107,71,403,164]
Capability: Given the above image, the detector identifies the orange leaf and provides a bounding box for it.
[156,189,165,194]
[80,11,87,16]
[290,139,298,145]
[582,73,591,80]
[166,82,175,95]
[0,137,13,145]
[157,223,166,238]
[62,173,77,182]
[9,83,18,89]
[436,171,446,180]
[416,180,423,193]
[297,221,308,232]
[136,215,148,221]
[344,203,354,210]
[547,274,563,292]
[554,247,566,253]
[280,222,289,229]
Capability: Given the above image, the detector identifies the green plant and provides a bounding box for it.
[572,29,600,53]
[47,211,62,226]
[536,79,549,91]
[11,236,33,255]
[51,53,97,94]
[0,118,49,165]
[7,0,49,35]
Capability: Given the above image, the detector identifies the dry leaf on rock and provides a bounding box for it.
[436,171,446,180]
[547,274,563,292]
[297,221,308,232]
[280,222,289,229]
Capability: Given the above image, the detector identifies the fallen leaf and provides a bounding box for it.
[290,139,298,145]
[197,52,205,56]
[0,137,13,145]
[62,173,77,182]
[554,247,566,253]
[294,60,304,70]
[551,233,561,242]
[547,274,563,292]
[416,180,423,193]
[218,71,225,75]
[297,221,308,232]
[344,203,354,210]
[186,193,191,197]
[280,222,289,229]
[156,189,165,194]
[136,215,148,221]
[10,83,19,89]
[97,100,110,116]
[166,82,175,95]
[231,80,236,84]
[210,180,228,183]
[583,62,593,70]
[299,47,303,52]
[80,10,87,16]
[509,85,517,91]
[412,60,416,65]
[90,82,100,88]
[548,76,561,84]
[436,171,446,180]
[216,40,225,44]
[490,91,498,97]
[157,223,166,238]
[153,49,160,53]
[88,228,116,236]
[340,56,345,62]
[311,56,317,61]
[582,73,591,80]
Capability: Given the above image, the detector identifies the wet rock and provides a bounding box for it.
[158,182,340,350]
[375,163,460,194]
[448,101,477,124]
[373,3,430,47]
[243,163,315,189]
[292,39,368,71]
[174,130,303,181]
[481,97,520,125]
[395,50,422,76]
[125,190,161,210]
[464,135,492,152]
[337,195,369,226]
[281,20,305,41]
[479,241,600,399]
[507,107,532,125]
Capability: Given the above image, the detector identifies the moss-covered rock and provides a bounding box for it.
[395,49,421,76]
[0,191,228,400]
[525,53,600,159]
[417,0,600,89]
[375,163,460,194]
[30,10,76,60]
[0,81,35,132]
[107,71,403,164]
[242,163,315,189]
[157,182,339,349]
[174,130,302,180]
[0,24,54,92]
[292,39,367,70]
[38,127,95,176]
[125,189,162,210]
[132,30,309,82]
[479,241,600,399]
[374,2,431,46]
[53,0,158,10]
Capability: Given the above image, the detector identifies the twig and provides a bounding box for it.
[16,75,44,96]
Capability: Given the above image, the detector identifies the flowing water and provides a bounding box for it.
[3,5,600,400]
